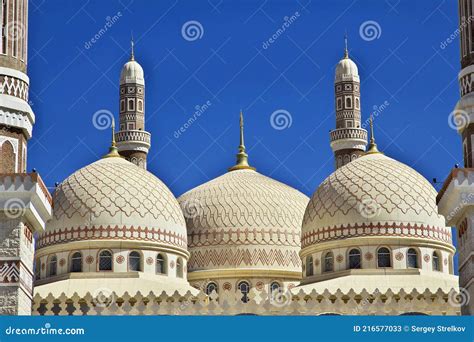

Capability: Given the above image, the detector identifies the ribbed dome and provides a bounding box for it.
[120,59,144,85]
[335,56,359,81]
[302,153,451,249]
[178,169,309,273]
[38,157,187,250]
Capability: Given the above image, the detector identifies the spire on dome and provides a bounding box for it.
[130,33,135,61]
[103,118,122,159]
[365,114,382,155]
[344,32,349,58]
[228,110,256,172]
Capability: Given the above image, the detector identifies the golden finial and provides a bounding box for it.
[228,110,256,172]
[344,32,349,58]
[130,33,135,61]
[103,118,122,158]
[365,114,382,155]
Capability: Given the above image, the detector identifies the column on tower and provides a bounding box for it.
[329,38,367,169]
[0,0,52,315]
[437,0,474,315]
[115,39,151,169]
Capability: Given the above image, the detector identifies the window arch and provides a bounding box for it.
[98,250,112,271]
[0,140,15,173]
[355,98,360,109]
[306,256,313,277]
[48,256,57,277]
[324,251,334,272]
[377,247,391,268]
[156,253,167,274]
[432,251,441,271]
[70,252,82,272]
[348,249,361,269]
[205,282,218,296]
[407,248,419,268]
[345,97,352,108]
[176,258,184,278]
[238,281,251,303]
[270,282,281,294]
[129,251,141,271]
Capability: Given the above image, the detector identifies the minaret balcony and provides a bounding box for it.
[330,127,367,142]
[115,129,151,152]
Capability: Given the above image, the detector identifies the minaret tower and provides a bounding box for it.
[0,0,52,315]
[437,0,474,315]
[330,36,367,169]
[115,38,151,169]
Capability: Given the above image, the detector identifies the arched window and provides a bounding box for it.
[407,248,418,268]
[205,282,218,296]
[432,251,441,271]
[48,256,57,277]
[128,98,135,111]
[138,100,143,112]
[238,281,251,303]
[70,252,82,272]
[129,251,141,271]
[0,140,15,173]
[345,97,352,108]
[176,258,183,278]
[324,252,334,272]
[156,253,166,274]
[377,247,391,268]
[348,249,361,269]
[270,282,281,294]
[98,250,112,271]
[34,258,40,280]
[306,256,313,277]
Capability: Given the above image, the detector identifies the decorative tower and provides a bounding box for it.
[115,39,151,169]
[0,0,52,315]
[330,36,367,169]
[437,0,474,315]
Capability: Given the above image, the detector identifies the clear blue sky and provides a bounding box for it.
[27,0,461,199]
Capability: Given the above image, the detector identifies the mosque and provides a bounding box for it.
[0,0,472,316]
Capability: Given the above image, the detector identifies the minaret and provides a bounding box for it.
[437,0,474,315]
[228,110,256,172]
[329,36,367,169]
[115,38,151,169]
[0,0,52,315]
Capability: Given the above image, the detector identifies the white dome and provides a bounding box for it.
[38,157,187,251]
[302,153,451,249]
[120,59,144,85]
[178,169,309,274]
[335,56,359,81]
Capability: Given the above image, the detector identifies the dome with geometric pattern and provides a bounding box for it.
[38,156,187,251]
[302,153,451,249]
